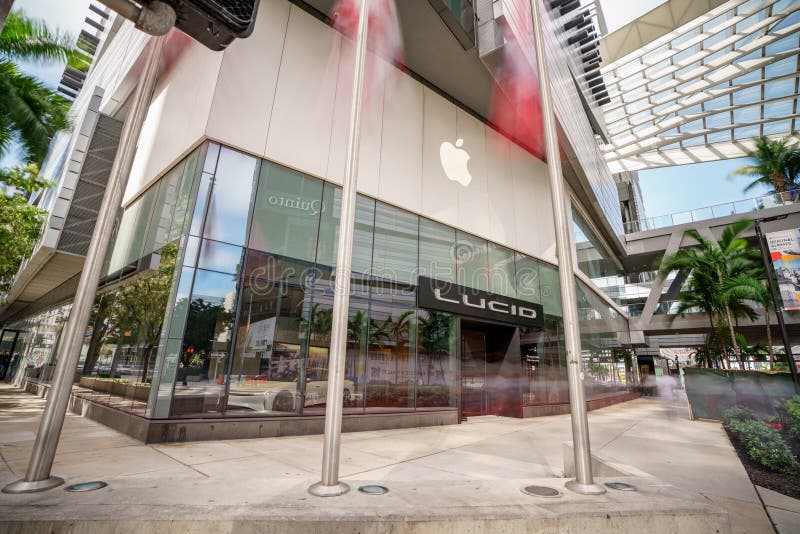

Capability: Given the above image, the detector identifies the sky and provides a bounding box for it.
[3,0,772,219]
[0,0,90,168]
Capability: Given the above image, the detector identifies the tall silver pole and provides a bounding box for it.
[3,35,166,494]
[529,0,605,495]
[308,0,370,498]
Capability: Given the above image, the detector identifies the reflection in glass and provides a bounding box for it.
[455,231,489,291]
[203,148,259,246]
[371,202,418,284]
[170,269,238,417]
[416,310,457,408]
[419,217,456,283]
[227,279,309,414]
[317,184,375,273]
[249,162,323,261]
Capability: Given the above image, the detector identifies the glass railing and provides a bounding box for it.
[624,191,799,234]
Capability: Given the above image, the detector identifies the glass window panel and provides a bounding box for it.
[419,218,456,283]
[733,86,760,105]
[514,254,541,304]
[455,231,489,291]
[142,161,185,257]
[203,148,259,246]
[763,120,791,135]
[302,270,370,415]
[703,95,730,110]
[249,162,323,261]
[538,263,562,317]
[124,185,159,267]
[765,100,793,119]
[576,280,632,401]
[371,202,418,285]
[765,78,795,99]
[183,235,200,267]
[227,280,311,415]
[766,57,795,78]
[242,248,317,286]
[765,34,797,55]
[189,172,213,237]
[706,130,732,143]
[169,267,195,339]
[703,27,732,49]
[772,11,800,32]
[705,112,730,129]
[108,201,139,274]
[682,135,706,147]
[734,124,761,138]
[316,184,375,273]
[169,149,201,241]
[416,310,457,409]
[365,300,415,412]
[170,269,239,417]
[487,243,516,298]
[203,142,220,174]
[642,45,669,65]
[197,239,244,275]
[734,104,761,123]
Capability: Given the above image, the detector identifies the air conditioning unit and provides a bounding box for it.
[140,0,260,50]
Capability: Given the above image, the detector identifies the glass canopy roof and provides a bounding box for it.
[599,0,799,172]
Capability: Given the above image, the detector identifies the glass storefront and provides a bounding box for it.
[8,141,635,422]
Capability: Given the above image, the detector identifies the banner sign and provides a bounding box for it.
[417,276,544,328]
[766,229,800,310]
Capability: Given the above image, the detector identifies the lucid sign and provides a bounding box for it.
[417,276,544,328]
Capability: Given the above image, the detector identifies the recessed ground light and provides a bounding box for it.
[605,482,636,491]
[358,484,389,495]
[65,481,107,492]
[521,485,561,498]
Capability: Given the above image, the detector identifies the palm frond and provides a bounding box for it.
[0,10,77,64]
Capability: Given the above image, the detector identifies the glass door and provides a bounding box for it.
[460,328,486,416]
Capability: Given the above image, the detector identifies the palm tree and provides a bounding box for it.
[721,273,775,369]
[0,11,86,164]
[732,135,800,194]
[659,220,760,367]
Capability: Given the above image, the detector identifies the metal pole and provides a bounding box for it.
[3,35,166,494]
[755,220,800,394]
[0,0,14,33]
[528,0,605,495]
[308,0,370,498]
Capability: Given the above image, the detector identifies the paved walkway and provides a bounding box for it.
[0,383,788,532]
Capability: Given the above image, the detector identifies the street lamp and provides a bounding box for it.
[753,215,800,394]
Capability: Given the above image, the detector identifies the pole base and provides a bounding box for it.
[3,476,65,494]
[565,479,606,495]
[308,481,350,497]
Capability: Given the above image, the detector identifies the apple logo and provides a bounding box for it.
[440,138,472,187]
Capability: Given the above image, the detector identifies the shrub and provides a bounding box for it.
[727,418,799,474]
[723,405,758,424]
[785,396,800,441]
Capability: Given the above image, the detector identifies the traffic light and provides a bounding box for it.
[138,0,261,50]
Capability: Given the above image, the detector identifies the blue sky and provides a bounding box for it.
[638,159,771,218]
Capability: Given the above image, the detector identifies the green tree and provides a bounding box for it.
[731,135,800,194]
[722,274,775,369]
[0,10,86,164]
[659,220,761,367]
[0,163,49,297]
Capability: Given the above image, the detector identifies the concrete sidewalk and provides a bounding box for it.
[0,384,772,532]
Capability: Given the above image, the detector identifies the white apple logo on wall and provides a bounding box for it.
[440,138,472,187]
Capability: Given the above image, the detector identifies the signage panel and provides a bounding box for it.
[417,276,544,328]
[765,229,800,311]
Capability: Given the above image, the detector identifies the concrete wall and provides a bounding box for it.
[123,0,558,265]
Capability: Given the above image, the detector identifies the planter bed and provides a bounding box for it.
[724,425,800,500]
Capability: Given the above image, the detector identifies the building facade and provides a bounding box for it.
[1,0,638,440]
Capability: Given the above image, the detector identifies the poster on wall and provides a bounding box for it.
[766,229,800,310]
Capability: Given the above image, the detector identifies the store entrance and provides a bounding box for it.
[460,319,521,418]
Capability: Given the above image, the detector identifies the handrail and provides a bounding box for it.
[624,190,799,234]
